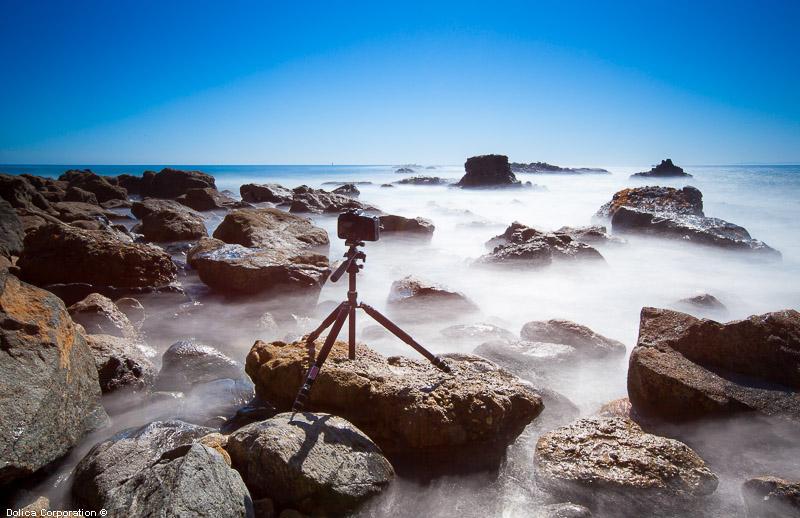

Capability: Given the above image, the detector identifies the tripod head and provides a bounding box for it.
[330,241,367,283]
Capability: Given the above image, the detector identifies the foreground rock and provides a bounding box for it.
[156,339,246,392]
[521,319,626,358]
[379,214,435,237]
[132,207,208,242]
[630,158,692,178]
[0,269,108,484]
[456,154,521,188]
[245,339,543,472]
[289,185,378,214]
[535,417,717,512]
[228,412,395,514]
[18,223,178,289]
[240,183,294,204]
[140,168,216,198]
[213,208,329,251]
[0,199,24,260]
[387,275,478,320]
[476,222,604,268]
[595,185,703,220]
[627,307,800,422]
[73,420,252,517]
[742,477,800,518]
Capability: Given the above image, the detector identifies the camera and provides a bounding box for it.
[337,209,380,242]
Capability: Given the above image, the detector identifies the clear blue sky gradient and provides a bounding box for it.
[2,0,799,166]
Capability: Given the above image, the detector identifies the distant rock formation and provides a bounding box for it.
[511,162,610,174]
[457,155,521,188]
[631,159,692,178]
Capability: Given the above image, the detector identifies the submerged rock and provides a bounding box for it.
[140,168,216,199]
[180,378,256,427]
[212,208,329,251]
[289,185,378,214]
[477,222,605,268]
[331,183,360,197]
[440,323,517,346]
[84,334,158,396]
[131,198,204,220]
[631,158,692,178]
[68,293,140,341]
[379,214,435,237]
[386,275,478,319]
[520,319,626,358]
[456,154,521,188]
[156,339,246,392]
[742,476,800,518]
[227,412,395,514]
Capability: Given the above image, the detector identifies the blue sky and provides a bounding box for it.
[1,0,799,166]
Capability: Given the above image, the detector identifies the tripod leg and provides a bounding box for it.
[292,303,350,416]
[306,301,347,343]
[359,303,452,374]
[348,304,356,360]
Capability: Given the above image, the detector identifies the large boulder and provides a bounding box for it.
[227,412,394,514]
[595,185,703,220]
[240,183,294,204]
[0,269,108,484]
[112,173,142,196]
[476,222,604,268]
[140,168,216,199]
[456,154,520,188]
[176,187,251,211]
[245,339,543,472]
[630,158,692,178]
[18,223,178,289]
[742,477,800,518]
[156,339,246,392]
[212,208,329,251]
[73,420,253,517]
[520,319,626,358]
[627,307,800,422]
[379,214,435,237]
[84,334,158,396]
[0,199,24,260]
[386,275,479,320]
[58,169,128,203]
[132,207,208,242]
[192,243,331,297]
[68,293,139,341]
[0,173,52,211]
[289,185,378,214]
[535,417,717,513]
[131,198,203,220]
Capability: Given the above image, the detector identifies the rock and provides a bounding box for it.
[456,154,521,188]
[65,185,99,205]
[187,237,225,268]
[474,340,577,371]
[13,207,64,234]
[510,162,609,175]
[395,167,415,173]
[595,185,704,220]
[631,158,692,178]
[192,243,331,297]
[379,215,435,237]
[73,420,253,517]
[51,201,115,224]
[156,339,246,392]
[212,208,329,251]
[0,199,24,259]
[112,173,142,195]
[240,183,294,204]
[386,275,479,319]
[440,323,517,346]
[245,339,543,472]
[177,187,251,211]
[0,269,108,484]
[140,168,216,198]
[331,183,360,197]
[520,319,626,358]
[627,307,800,422]
[535,503,592,518]
[742,477,800,518]
[84,334,158,395]
[180,378,256,427]
[58,169,128,202]
[114,296,146,332]
[68,293,139,341]
[675,294,729,319]
[221,395,279,434]
[476,222,605,268]
[289,185,378,214]
[535,417,718,511]
[132,207,208,242]
[555,224,621,245]
[394,176,448,185]
[227,412,395,514]
[18,223,178,289]
[0,173,53,211]
[131,198,204,220]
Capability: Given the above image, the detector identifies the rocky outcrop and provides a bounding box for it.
[627,307,800,422]
[73,420,252,517]
[85,334,157,396]
[132,207,208,242]
[535,417,717,512]
[520,319,626,358]
[212,208,329,251]
[395,176,448,185]
[476,222,605,268]
[156,339,246,392]
[245,339,543,472]
[379,215,435,237]
[387,275,478,319]
[331,183,360,197]
[456,154,521,188]
[58,169,128,202]
[289,185,378,214]
[555,224,621,245]
[112,173,142,195]
[595,186,703,220]
[0,199,24,260]
[140,168,216,199]
[18,223,178,288]
[227,412,395,514]
[240,183,294,204]
[0,269,108,484]
[65,185,99,205]
[68,293,140,341]
[742,477,800,518]
[176,187,251,211]
[0,173,55,211]
[510,162,610,174]
[631,158,692,178]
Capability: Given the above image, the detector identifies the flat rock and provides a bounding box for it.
[520,319,626,358]
[156,339,246,392]
[131,198,204,219]
[240,183,294,204]
[379,215,435,237]
[227,412,394,514]
[176,187,251,211]
[386,275,479,319]
[212,208,329,251]
[140,168,216,199]
[477,222,605,268]
[440,323,517,346]
[456,154,521,188]
[289,185,379,215]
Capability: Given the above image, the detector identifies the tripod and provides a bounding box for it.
[292,240,452,414]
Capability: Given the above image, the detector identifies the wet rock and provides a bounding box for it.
[440,323,517,346]
[73,420,252,517]
[627,307,800,422]
[555,224,622,245]
[477,222,605,268]
[595,185,704,220]
[474,340,577,371]
[0,199,24,260]
[675,294,729,319]
[456,154,521,188]
[394,176,448,185]
[742,477,800,518]
[535,417,718,511]
[245,339,543,472]
[156,339,246,392]
[227,412,395,514]
[510,162,609,175]
[140,168,216,199]
[331,183,360,197]
[0,173,52,211]
[395,167,415,173]
[192,243,331,296]
[176,187,252,211]
[114,296,146,332]
[131,198,204,219]
[18,223,178,288]
[84,334,157,395]
[387,275,479,319]
[379,214,435,237]
[132,207,208,242]
[213,208,330,251]
[289,185,379,214]
[180,378,256,427]
[68,293,139,340]
[520,319,626,358]
[240,183,294,204]
[0,269,108,484]
[536,503,592,518]
[631,158,692,178]
[58,169,128,203]
[221,395,279,434]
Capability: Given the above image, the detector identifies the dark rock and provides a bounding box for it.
[555,225,622,245]
[240,183,294,204]
[510,162,610,174]
[631,158,692,178]
[65,186,99,205]
[387,275,479,319]
[0,269,108,484]
[156,339,246,392]
[132,207,208,242]
[68,293,139,341]
[85,334,157,395]
[440,323,517,346]
[212,208,329,251]
[627,307,800,422]
[59,169,128,202]
[395,167,415,173]
[51,201,115,224]
[331,183,360,197]
[221,396,279,434]
[379,215,435,237]
[13,207,63,234]
[394,176,448,185]
[595,185,704,220]
[245,339,543,473]
[742,477,800,518]
[177,187,251,211]
[18,223,178,288]
[520,319,626,358]
[289,185,379,214]
[0,199,24,259]
[535,503,593,518]
[131,198,204,220]
[535,417,717,512]
[187,237,225,268]
[73,420,252,517]
[678,294,726,311]
[456,154,520,188]
[0,173,54,211]
[228,413,394,514]
[140,168,216,199]
[112,173,142,195]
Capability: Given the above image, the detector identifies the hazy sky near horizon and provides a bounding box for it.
[1,1,799,166]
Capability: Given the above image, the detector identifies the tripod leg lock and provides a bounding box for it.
[292,366,320,414]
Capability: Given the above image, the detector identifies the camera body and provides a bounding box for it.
[337,209,380,242]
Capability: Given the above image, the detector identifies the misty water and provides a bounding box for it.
[14,164,800,516]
